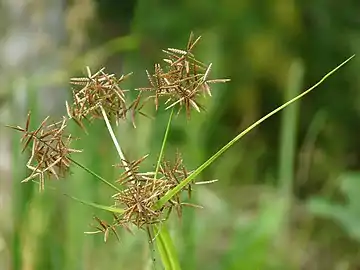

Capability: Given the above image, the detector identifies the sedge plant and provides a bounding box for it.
[7,32,354,269]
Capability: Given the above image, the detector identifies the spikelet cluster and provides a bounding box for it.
[8,113,81,191]
[88,152,201,242]
[138,32,230,117]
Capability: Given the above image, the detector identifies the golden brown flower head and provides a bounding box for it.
[8,112,81,191]
[67,67,134,128]
[100,152,199,236]
[138,32,230,118]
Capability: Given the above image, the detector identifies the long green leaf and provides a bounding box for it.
[155,55,355,210]
[154,225,181,270]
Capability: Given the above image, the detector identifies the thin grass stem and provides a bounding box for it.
[100,105,128,167]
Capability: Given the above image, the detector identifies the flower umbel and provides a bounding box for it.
[138,32,230,118]
[67,67,134,127]
[95,152,201,240]
[7,112,81,191]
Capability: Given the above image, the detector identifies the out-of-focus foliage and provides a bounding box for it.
[309,172,360,241]
[2,0,360,269]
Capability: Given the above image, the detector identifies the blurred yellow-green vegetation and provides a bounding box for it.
[1,0,360,269]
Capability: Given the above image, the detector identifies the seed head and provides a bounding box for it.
[7,112,81,191]
[138,32,230,118]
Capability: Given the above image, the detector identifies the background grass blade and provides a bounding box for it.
[277,59,304,240]
[279,59,304,196]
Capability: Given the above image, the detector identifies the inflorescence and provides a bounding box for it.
[9,33,230,241]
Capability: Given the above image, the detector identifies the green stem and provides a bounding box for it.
[154,108,174,181]
[69,158,121,192]
[152,108,181,269]
[100,106,128,168]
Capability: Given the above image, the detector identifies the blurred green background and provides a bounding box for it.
[1,0,360,269]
